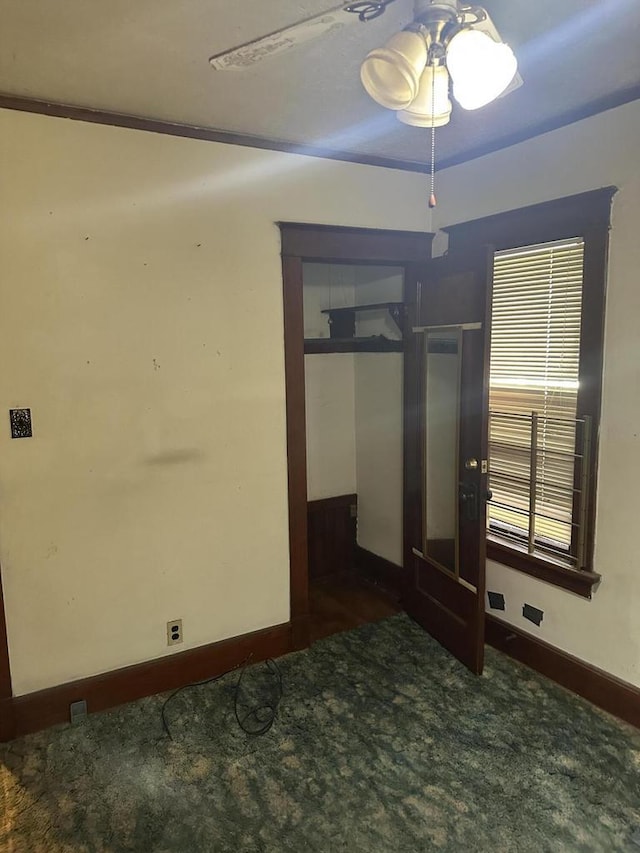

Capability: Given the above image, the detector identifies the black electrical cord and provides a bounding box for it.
[234,658,283,736]
[161,655,283,741]
[161,656,250,741]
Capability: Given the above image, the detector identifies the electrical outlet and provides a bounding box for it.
[488,591,505,611]
[70,699,87,724]
[167,618,183,646]
[522,603,544,626]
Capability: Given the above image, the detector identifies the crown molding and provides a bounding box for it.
[0,84,639,175]
[436,83,640,170]
[0,94,428,174]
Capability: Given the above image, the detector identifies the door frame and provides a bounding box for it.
[278,223,434,648]
[0,568,14,739]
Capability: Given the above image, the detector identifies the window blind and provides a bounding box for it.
[488,238,585,558]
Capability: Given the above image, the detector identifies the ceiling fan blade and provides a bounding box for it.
[209,4,361,70]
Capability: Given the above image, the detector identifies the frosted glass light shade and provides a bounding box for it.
[446,28,517,110]
[360,31,428,110]
[397,64,452,127]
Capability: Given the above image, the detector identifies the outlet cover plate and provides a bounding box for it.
[488,591,506,611]
[70,699,88,724]
[167,618,183,646]
[522,603,544,626]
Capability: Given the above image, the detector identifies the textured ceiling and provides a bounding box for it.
[1,0,639,168]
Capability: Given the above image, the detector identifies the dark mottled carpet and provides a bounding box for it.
[1,613,640,852]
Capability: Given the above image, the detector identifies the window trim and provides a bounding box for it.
[444,187,617,598]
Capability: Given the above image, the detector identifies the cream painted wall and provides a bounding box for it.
[304,263,357,501]
[0,108,430,695]
[354,353,404,566]
[305,354,357,501]
[433,99,640,687]
[353,265,403,342]
[353,266,404,565]
[302,263,356,340]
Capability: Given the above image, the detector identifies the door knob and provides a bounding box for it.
[464,458,478,470]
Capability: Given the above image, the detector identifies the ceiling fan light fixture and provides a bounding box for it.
[446,28,518,110]
[360,30,428,110]
[397,64,452,127]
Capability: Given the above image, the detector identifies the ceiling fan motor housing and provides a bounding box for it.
[412,0,463,55]
[414,0,459,17]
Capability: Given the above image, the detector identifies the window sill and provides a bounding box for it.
[487,539,601,599]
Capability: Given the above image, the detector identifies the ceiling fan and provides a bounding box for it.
[209,1,521,120]
[209,1,522,205]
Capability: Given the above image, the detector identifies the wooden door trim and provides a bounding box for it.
[279,224,434,649]
[0,567,14,740]
[0,570,11,699]
[279,223,431,263]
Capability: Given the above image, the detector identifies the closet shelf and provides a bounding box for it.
[304,336,403,354]
[321,302,404,337]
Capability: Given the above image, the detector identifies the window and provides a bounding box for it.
[488,238,586,566]
[443,188,616,597]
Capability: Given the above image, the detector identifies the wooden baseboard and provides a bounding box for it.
[355,545,407,602]
[486,615,640,729]
[307,494,357,514]
[290,615,310,651]
[5,604,638,740]
[4,622,292,741]
[0,697,15,741]
[357,552,640,729]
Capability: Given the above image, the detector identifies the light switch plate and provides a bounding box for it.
[10,408,32,439]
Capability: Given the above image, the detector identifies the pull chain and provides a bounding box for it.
[428,60,437,209]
